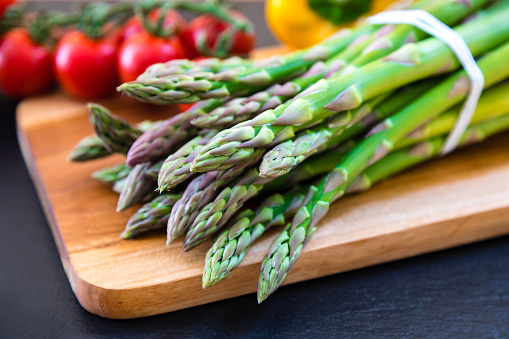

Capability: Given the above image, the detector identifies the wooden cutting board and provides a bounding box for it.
[16,46,509,319]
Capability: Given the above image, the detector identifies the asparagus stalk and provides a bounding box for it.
[203,186,314,288]
[189,72,325,130]
[257,41,509,303]
[118,25,378,104]
[167,172,220,244]
[121,193,182,239]
[191,7,509,172]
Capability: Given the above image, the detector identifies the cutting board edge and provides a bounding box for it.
[53,205,509,319]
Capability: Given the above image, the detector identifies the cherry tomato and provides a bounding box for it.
[121,10,186,42]
[177,103,193,112]
[0,0,17,19]
[121,16,144,42]
[117,32,186,83]
[54,31,118,99]
[0,28,53,97]
[181,11,255,58]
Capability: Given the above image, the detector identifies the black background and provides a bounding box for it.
[1,2,508,338]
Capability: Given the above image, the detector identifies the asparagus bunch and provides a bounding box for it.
[257,40,509,302]
[69,0,509,305]
[203,79,509,287]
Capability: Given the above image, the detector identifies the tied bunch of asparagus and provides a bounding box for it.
[70,0,509,303]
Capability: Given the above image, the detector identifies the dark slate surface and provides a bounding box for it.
[1,2,508,338]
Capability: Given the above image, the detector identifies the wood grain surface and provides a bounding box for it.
[16,46,509,319]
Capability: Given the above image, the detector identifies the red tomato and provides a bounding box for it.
[117,32,186,83]
[0,28,53,97]
[121,10,186,43]
[181,11,255,58]
[54,31,118,99]
[177,103,193,112]
[0,0,17,19]
[121,16,144,42]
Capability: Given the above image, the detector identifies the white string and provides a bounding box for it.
[367,10,485,155]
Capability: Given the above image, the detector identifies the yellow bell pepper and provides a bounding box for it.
[266,0,400,49]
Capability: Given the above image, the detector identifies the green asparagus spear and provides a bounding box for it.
[167,172,220,245]
[68,117,155,162]
[395,81,509,149]
[190,72,326,130]
[183,168,265,251]
[138,56,254,85]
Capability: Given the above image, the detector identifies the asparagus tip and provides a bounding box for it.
[116,83,130,92]
[202,272,229,289]
[166,235,176,246]
[119,230,131,239]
